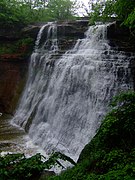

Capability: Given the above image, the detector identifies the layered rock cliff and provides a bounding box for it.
[0,21,89,114]
[0,26,33,114]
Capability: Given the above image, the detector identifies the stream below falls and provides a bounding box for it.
[0,114,45,156]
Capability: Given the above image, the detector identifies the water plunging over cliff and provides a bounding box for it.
[12,22,133,161]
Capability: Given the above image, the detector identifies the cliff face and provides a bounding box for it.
[0,26,33,114]
[0,21,89,114]
[107,21,135,89]
[107,21,135,52]
[0,21,134,115]
[0,61,28,114]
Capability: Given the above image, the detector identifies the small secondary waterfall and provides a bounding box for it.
[12,22,134,161]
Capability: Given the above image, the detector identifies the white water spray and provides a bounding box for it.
[12,23,134,161]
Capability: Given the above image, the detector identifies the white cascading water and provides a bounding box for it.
[12,22,134,161]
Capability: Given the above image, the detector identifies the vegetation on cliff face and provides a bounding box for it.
[48,92,135,179]
[0,38,34,61]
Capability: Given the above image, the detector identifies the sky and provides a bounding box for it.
[76,0,91,16]
[81,0,89,5]
[76,0,105,16]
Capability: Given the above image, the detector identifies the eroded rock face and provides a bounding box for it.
[107,21,135,52]
[22,20,89,52]
[0,27,33,114]
[0,20,89,114]
[107,21,135,90]
[0,61,28,114]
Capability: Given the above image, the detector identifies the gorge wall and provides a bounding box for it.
[0,26,32,114]
[0,21,88,114]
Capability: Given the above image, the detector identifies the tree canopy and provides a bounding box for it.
[87,0,135,30]
[0,0,77,27]
[1,0,135,30]
[46,0,76,20]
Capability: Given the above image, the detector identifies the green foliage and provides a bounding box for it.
[0,0,77,28]
[124,9,135,29]
[49,91,135,180]
[1,92,135,180]
[49,159,89,180]
[88,0,135,31]
[1,89,135,180]
[0,151,76,180]
[89,0,116,24]
[0,153,45,179]
[0,0,31,27]
[0,37,34,59]
[45,0,76,21]
[16,38,34,48]
[100,92,135,150]
[114,0,135,20]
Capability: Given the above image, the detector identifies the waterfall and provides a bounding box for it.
[12,22,134,161]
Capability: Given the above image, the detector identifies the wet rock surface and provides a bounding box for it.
[0,60,28,114]
[0,114,25,153]
[107,21,135,52]
[0,114,45,156]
